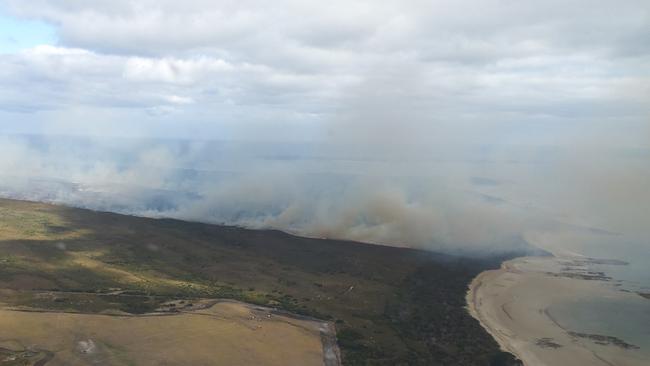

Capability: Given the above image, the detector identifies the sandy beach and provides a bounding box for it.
[467,255,648,366]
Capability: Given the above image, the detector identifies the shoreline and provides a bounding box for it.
[466,263,520,360]
[467,255,648,366]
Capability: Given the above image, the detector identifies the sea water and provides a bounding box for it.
[548,295,650,356]
[547,239,650,359]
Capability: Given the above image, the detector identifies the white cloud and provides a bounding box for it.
[164,95,194,105]
[123,57,233,84]
[0,0,646,146]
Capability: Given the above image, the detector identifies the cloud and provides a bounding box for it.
[163,95,194,105]
[123,57,233,84]
[0,0,647,142]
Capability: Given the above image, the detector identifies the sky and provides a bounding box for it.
[0,1,648,254]
[0,10,55,53]
[0,0,647,147]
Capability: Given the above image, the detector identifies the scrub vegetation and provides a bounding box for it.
[0,198,520,365]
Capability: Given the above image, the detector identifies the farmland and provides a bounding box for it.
[0,198,519,365]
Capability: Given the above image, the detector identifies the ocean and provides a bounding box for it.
[546,239,650,358]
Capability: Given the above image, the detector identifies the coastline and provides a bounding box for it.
[467,255,648,366]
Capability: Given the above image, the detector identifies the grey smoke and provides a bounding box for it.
[1,133,647,256]
[0,1,648,255]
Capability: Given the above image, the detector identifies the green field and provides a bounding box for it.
[0,198,520,365]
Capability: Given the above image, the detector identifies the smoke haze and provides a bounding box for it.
[0,0,648,255]
[0,133,647,256]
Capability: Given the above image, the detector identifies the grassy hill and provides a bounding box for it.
[0,198,521,365]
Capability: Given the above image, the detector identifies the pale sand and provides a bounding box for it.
[467,256,648,366]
